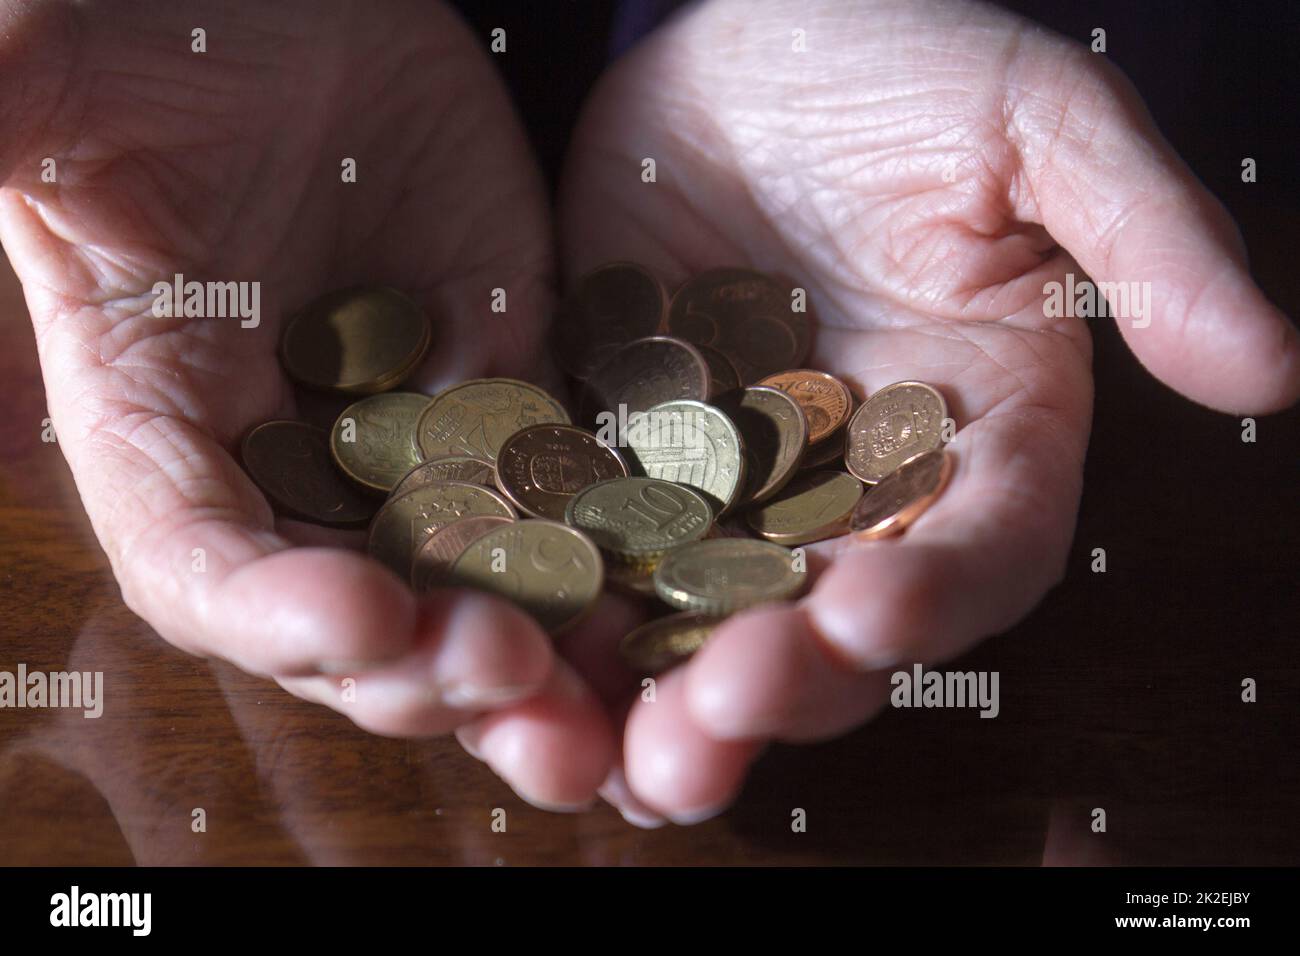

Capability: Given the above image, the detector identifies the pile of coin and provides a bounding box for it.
[240,265,954,675]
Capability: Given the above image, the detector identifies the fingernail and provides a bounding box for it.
[439,682,536,709]
[318,659,370,676]
[667,802,729,826]
[619,806,667,829]
[518,793,597,814]
[455,725,485,759]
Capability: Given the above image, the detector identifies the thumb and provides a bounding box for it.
[0,1,72,185]
[1010,43,1300,414]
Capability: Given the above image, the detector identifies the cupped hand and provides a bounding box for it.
[463,0,1298,824]
[0,0,613,782]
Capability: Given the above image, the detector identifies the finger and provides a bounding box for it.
[623,668,762,824]
[1008,40,1300,413]
[455,661,617,812]
[276,589,553,737]
[684,604,894,743]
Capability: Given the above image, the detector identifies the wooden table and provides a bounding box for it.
[2,222,1297,865]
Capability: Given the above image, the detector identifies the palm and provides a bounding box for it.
[2,0,560,732]
[541,0,1299,822]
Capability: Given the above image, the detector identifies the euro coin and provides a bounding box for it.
[553,262,667,379]
[564,476,713,562]
[414,378,569,463]
[329,392,428,493]
[850,450,952,539]
[757,369,853,445]
[281,286,430,394]
[746,470,864,545]
[410,514,514,592]
[494,424,628,521]
[241,421,375,526]
[845,381,948,483]
[580,336,710,425]
[625,399,746,517]
[715,385,807,505]
[802,427,847,470]
[653,538,805,614]
[696,343,741,398]
[666,268,811,384]
[390,454,495,498]
[367,480,517,579]
[619,612,721,674]
[446,520,603,633]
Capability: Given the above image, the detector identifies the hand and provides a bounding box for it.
[462,0,1297,824]
[0,0,614,777]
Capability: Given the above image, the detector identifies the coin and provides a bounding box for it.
[553,262,667,379]
[802,428,847,470]
[329,392,428,493]
[746,470,864,545]
[281,286,430,394]
[845,381,948,483]
[653,539,805,614]
[446,520,603,633]
[850,450,952,539]
[757,369,853,445]
[715,386,808,505]
[619,612,721,674]
[625,400,746,517]
[605,560,659,598]
[666,268,812,384]
[241,421,375,526]
[414,378,570,463]
[494,424,628,521]
[564,476,713,562]
[580,336,710,425]
[410,515,514,592]
[367,480,517,579]
[696,344,741,398]
[390,454,495,498]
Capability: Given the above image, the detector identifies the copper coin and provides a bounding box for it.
[580,336,710,426]
[714,386,808,505]
[553,262,667,379]
[803,428,847,470]
[494,424,629,520]
[280,286,430,394]
[845,381,948,484]
[696,344,741,398]
[666,268,811,384]
[391,455,495,498]
[410,515,514,591]
[757,369,853,444]
[850,450,953,539]
[241,421,375,526]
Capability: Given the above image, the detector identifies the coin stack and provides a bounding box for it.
[240,265,954,675]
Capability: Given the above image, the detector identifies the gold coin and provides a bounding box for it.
[241,421,375,526]
[446,520,604,633]
[494,424,628,521]
[757,369,853,445]
[605,560,660,598]
[564,476,713,562]
[552,262,667,379]
[414,378,569,463]
[410,514,514,592]
[625,400,746,517]
[367,480,517,579]
[666,268,812,384]
[715,386,808,506]
[653,539,805,614]
[619,612,721,674]
[850,450,952,539]
[329,392,428,493]
[390,454,495,497]
[579,336,710,425]
[746,470,864,545]
[845,381,948,483]
[281,286,430,394]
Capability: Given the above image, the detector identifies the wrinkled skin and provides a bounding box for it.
[3,0,1296,827]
